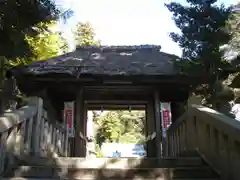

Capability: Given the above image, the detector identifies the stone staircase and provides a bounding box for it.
[2,104,236,179]
[3,153,220,180]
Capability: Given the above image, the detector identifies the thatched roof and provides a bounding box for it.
[11,45,180,78]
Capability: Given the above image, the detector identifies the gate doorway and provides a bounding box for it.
[87,108,146,158]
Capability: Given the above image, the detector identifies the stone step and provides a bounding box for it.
[5,166,220,179]
[178,150,200,157]
[17,156,205,168]
[2,178,221,180]
[2,179,65,180]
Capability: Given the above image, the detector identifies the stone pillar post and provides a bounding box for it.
[29,97,43,156]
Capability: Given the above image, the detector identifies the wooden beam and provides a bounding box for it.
[87,104,146,110]
[84,91,188,102]
[86,100,148,104]
[84,85,152,91]
[16,73,213,85]
[85,93,151,102]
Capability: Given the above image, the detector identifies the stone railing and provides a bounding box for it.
[166,105,240,180]
[0,98,68,175]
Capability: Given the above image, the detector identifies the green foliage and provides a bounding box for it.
[7,21,67,67]
[4,20,67,111]
[227,3,240,54]
[0,0,59,59]
[165,0,232,74]
[95,144,104,157]
[95,111,121,146]
[26,21,67,61]
[165,0,235,106]
[75,22,100,47]
[0,57,7,87]
[94,111,145,147]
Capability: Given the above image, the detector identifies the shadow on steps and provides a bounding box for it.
[2,152,220,180]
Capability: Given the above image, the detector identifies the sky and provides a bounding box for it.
[55,0,238,56]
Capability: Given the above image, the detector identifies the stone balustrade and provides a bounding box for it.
[166,105,240,180]
[0,98,68,175]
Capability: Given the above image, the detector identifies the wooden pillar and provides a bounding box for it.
[75,89,87,157]
[154,90,162,160]
[146,100,156,157]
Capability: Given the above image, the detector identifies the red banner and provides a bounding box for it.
[162,110,170,129]
[64,102,75,138]
[65,109,73,129]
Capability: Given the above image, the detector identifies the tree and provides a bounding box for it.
[26,21,67,61]
[223,4,240,105]
[227,3,240,54]
[94,111,145,147]
[165,0,233,107]
[118,111,145,144]
[0,0,59,60]
[94,111,122,147]
[74,22,100,47]
[8,21,68,66]
[165,0,232,74]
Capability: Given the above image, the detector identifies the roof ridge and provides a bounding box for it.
[76,45,162,52]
